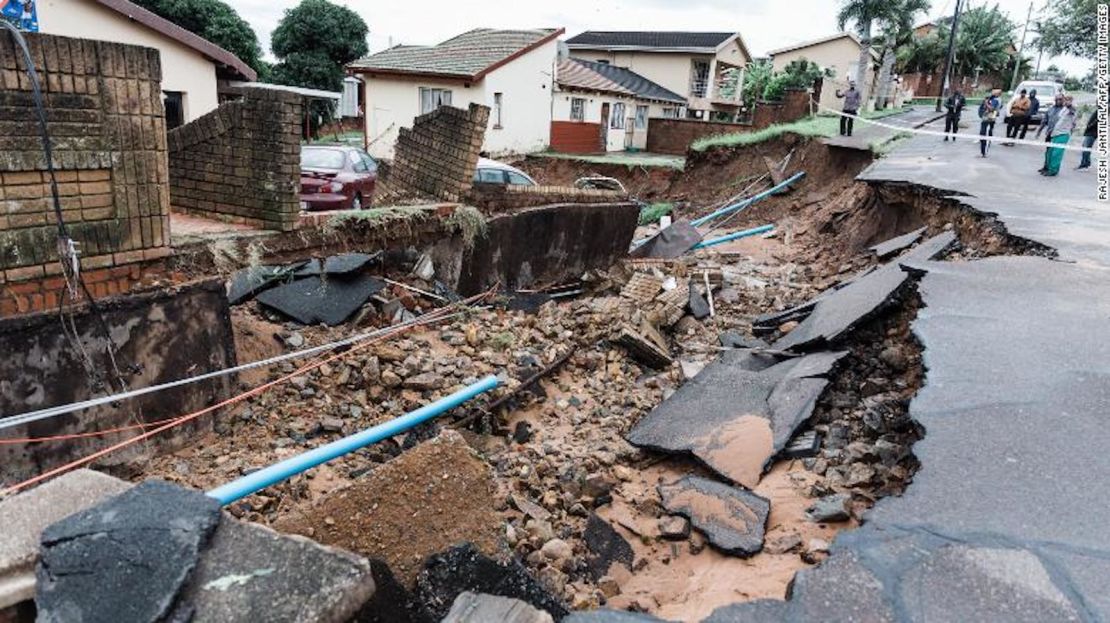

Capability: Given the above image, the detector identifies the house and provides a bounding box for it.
[552,58,686,152]
[564,31,752,120]
[30,0,256,127]
[348,28,564,159]
[768,33,879,109]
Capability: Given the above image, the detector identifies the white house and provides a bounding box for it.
[553,58,686,152]
[32,0,256,127]
[564,31,752,120]
[348,28,564,159]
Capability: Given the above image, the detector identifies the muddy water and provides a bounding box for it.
[691,415,774,488]
[602,461,851,622]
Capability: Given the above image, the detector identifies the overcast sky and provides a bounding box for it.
[231,0,1093,77]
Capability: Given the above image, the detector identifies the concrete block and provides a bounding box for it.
[0,470,131,610]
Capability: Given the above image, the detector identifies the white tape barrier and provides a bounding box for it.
[821,105,1095,153]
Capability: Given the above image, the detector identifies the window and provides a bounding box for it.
[493,92,503,128]
[350,151,368,172]
[163,91,184,130]
[419,87,452,114]
[474,168,505,184]
[301,147,346,170]
[359,150,378,173]
[634,105,648,129]
[570,97,586,121]
[690,60,710,98]
[506,171,533,186]
[661,107,680,119]
[610,102,626,129]
[596,59,610,65]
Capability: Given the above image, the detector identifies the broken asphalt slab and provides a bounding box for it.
[36,480,222,623]
[413,543,568,621]
[564,611,673,622]
[442,591,554,623]
[257,274,386,326]
[294,252,381,277]
[227,264,304,305]
[583,513,634,581]
[629,220,702,260]
[657,476,770,557]
[627,349,846,488]
[870,226,926,260]
[0,469,131,610]
[773,231,956,351]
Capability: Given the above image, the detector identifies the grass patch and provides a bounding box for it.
[534,152,686,170]
[691,108,910,152]
[638,202,674,225]
[323,205,487,249]
[443,205,487,247]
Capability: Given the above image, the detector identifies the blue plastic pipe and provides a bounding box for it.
[691,225,774,249]
[690,171,806,227]
[207,375,501,505]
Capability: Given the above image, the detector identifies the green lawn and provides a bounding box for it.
[532,151,686,170]
[690,108,910,151]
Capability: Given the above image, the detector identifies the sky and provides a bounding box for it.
[230,0,1094,77]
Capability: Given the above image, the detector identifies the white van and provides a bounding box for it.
[1002,81,1065,126]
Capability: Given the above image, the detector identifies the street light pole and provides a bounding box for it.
[1009,1,1034,90]
[936,0,964,112]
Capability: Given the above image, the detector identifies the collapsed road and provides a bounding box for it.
[1,109,1107,623]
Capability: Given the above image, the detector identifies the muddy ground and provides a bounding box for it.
[134,133,1018,621]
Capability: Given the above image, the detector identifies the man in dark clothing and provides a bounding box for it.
[1078,112,1097,170]
[978,89,1002,157]
[1021,89,1040,140]
[836,81,861,136]
[944,90,966,141]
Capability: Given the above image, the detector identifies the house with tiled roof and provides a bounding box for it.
[28,0,256,127]
[348,28,564,159]
[768,33,880,108]
[553,58,685,152]
[565,31,752,120]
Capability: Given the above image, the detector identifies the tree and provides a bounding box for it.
[741,59,774,111]
[132,0,264,75]
[897,30,946,74]
[270,0,368,92]
[872,0,931,109]
[763,59,826,101]
[1037,0,1096,59]
[837,0,902,105]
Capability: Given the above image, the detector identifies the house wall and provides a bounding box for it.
[167,87,302,231]
[0,32,171,318]
[35,0,219,121]
[362,39,558,160]
[772,37,873,109]
[551,90,669,152]
[569,48,707,107]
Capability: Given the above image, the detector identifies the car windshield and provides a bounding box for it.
[301,148,346,170]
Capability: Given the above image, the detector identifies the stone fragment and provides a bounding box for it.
[442,591,554,623]
[511,494,551,521]
[806,494,851,523]
[870,226,926,260]
[657,516,691,540]
[687,285,711,319]
[657,476,769,557]
[583,514,634,581]
[614,323,672,369]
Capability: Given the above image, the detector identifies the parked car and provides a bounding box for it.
[299,145,378,211]
[1002,80,1065,126]
[472,157,537,186]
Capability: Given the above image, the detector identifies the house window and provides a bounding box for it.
[163,91,184,130]
[690,60,710,98]
[570,97,586,121]
[419,87,452,114]
[610,102,626,129]
[493,92,503,128]
[596,59,609,65]
[634,105,648,129]
[661,107,680,119]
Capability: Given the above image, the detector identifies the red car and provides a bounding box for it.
[299,145,378,211]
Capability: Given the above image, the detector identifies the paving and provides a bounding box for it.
[822,107,945,151]
[582,514,634,581]
[657,476,770,557]
[696,115,1110,620]
[627,349,846,488]
[870,226,925,259]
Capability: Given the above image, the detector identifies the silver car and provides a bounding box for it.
[472,157,537,186]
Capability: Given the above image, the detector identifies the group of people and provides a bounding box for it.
[943,87,1096,176]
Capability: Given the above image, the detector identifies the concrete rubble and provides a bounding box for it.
[657,476,770,557]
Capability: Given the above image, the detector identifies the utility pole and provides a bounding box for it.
[1009,1,1034,90]
[936,0,964,112]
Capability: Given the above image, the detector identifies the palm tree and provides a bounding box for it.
[836,0,901,105]
[873,0,931,108]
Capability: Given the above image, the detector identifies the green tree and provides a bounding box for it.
[763,59,826,101]
[270,0,368,92]
[897,30,946,74]
[1037,0,1096,59]
[943,5,1018,79]
[837,0,903,103]
[132,0,264,75]
[872,0,931,108]
[741,59,774,110]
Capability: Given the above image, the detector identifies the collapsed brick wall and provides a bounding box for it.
[167,87,302,231]
[466,183,625,213]
[385,103,488,202]
[0,32,172,317]
[646,90,814,154]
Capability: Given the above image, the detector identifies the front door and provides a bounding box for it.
[599,103,610,152]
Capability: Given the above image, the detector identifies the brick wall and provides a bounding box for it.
[385,103,489,202]
[647,90,815,154]
[167,87,302,231]
[466,183,625,212]
[550,121,602,154]
[0,32,171,317]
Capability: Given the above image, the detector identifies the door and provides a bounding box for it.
[599,103,610,152]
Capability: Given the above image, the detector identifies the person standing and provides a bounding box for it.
[836,81,861,136]
[1078,111,1097,170]
[1021,89,1040,140]
[1042,96,1077,177]
[1037,94,1066,173]
[978,89,1002,157]
[1004,89,1030,145]
[944,89,966,141]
